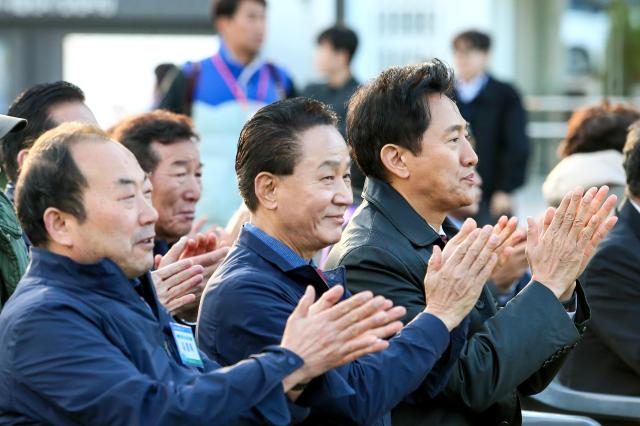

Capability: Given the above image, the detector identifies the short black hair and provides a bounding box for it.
[347,59,455,181]
[210,0,266,22]
[317,25,359,63]
[624,120,640,198]
[453,30,491,52]
[236,97,337,211]
[15,123,110,247]
[1,81,85,183]
[111,110,198,173]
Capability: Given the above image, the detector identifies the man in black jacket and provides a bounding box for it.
[326,59,619,425]
[452,30,529,224]
[559,121,640,396]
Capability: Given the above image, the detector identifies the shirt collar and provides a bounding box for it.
[244,223,308,270]
[455,73,489,103]
[217,40,241,68]
[238,225,346,288]
[217,39,266,80]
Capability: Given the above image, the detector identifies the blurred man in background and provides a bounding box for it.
[448,172,529,306]
[303,24,365,203]
[452,30,529,224]
[158,0,295,228]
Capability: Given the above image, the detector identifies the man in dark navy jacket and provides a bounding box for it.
[197,97,509,425]
[0,123,406,425]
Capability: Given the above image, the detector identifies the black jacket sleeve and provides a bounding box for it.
[341,244,589,412]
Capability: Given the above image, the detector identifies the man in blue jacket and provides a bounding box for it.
[0,122,407,425]
[158,0,296,227]
[197,97,509,425]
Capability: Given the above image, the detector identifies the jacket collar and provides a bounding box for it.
[618,198,640,241]
[27,248,149,303]
[236,226,345,294]
[363,177,458,247]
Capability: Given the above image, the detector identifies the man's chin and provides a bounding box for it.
[453,193,475,209]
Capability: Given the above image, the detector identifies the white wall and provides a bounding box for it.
[262,0,337,87]
[345,0,517,82]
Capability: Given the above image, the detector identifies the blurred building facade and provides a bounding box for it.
[0,0,639,216]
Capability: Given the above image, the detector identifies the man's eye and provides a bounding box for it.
[172,173,187,178]
[343,173,352,181]
[449,137,459,143]
[322,176,335,182]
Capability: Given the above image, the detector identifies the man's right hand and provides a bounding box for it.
[280,285,405,394]
[423,225,500,331]
[526,186,618,300]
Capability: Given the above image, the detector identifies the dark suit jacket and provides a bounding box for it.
[559,199,640,395]
[455,75,529,201]
[325,177,590,426]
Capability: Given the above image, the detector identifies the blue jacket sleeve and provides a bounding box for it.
[198,276,452,425]
[8,303,302,426]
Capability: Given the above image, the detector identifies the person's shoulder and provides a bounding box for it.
[266,60,290,74]
[1,279,97,339]
[593,221,640,262]
[301,82,328,97]
[330,204,419,268]
[486,75,522,99]
[209,245,290,299]
[584,219,640,284]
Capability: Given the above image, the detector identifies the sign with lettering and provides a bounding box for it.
[0,0,119,18]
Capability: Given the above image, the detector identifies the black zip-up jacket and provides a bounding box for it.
[326,177,590,426]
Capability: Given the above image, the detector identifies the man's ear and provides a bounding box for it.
[380,144,411,179]
[42,207,76,248]
[254,172,279,210]
[17,148,30,171]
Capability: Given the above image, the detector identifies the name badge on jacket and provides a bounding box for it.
[170,322,204,368]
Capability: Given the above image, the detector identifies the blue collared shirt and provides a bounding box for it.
[198,225,467,425]
[245,223,308,269]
